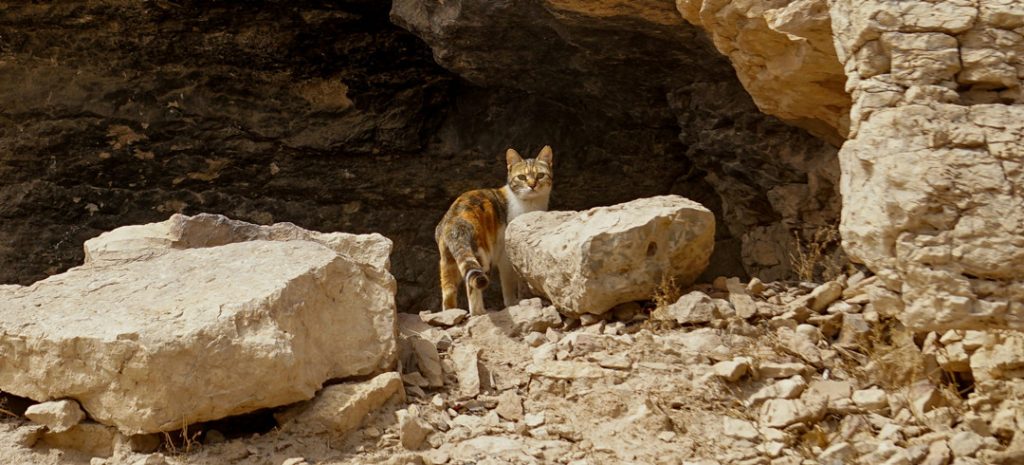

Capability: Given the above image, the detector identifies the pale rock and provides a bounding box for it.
[677,0,850,142]
[524,332,546,347]
[921,441,951,465]
[131,454,168,465]
[938,342,971,373]
[495,390,524,421]
[970,334,1024,383]
[778,327,822,367]
[397,406,434,450]
[837,313,871,347]
[726,278,758,319]
[276,372,404,435]
[408,336,444,388]
[526,361,612,380]
[25,399,86,433]
[506,298,563,334]
[653,291,719,325]
[451,345,481,399]
[852,387,889,412]
[281,459,307,465]
[787,281,843,313]
[826,301,860,315]
[878,423,903,442]
[402,372,430,387]
[757,362,810,379]
[420,309,468,327]
[961,331,991,351]
[939,330,964,345]
[506,195,714,315]
[758,398,825,428]
[524,412,545,428]
[595,353,632,370]
[819,442,855,465]
[12,425,44,448]
[713,358,751,382]
[90,459,107,465]
[0,215,397,434]
[806,312,843,338]
[41,422,117,458]
[948,431,984,458]
[422,449,450,465]
[747,376,807,406]
[909,381,944,416]
[746,278,766,296]
[858,441,904,464]
[722,417,760,442]
[544,327,562,344]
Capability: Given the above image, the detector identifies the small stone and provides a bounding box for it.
[495,389,524,421]
[746,278,766,296]
[545,327,562,344]
[722,417,760,442]
[506,299,563,334]
[948,430,984,458]
[402,371,430,387]
[397,406,433,450]
[726,278,757,319]
[409,335,444,388]
[524,412,545,428]
[713,276,729,291]
[788,281,843,313]
[657,431,677,441]
[595,353,632,370]
[25,399,86,433]
[420,309,468,327]
[579,313,604,326]
[653,291,719,325]
[524,332,546,347]
[451,344,481,399]
[713,358,751,382]
[422,449,451,465]
[281,458,307,465]
[909,381,943,416]
[758,398,825,428]
[852,387,889,412]
[12,425,44,448]
[757,362,810,379]
[42,422,117,458]
[838,313,871,347]
[746,376,807,406]
[921,440,950,465]
[132,454,168,465]
[90,459,108,465]
[819,441,854,464]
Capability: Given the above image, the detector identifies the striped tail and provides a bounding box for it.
[448,241,489,290]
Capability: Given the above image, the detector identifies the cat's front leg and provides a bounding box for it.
[497,257,520,308]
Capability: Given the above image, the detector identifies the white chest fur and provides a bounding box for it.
[503,186,549,223]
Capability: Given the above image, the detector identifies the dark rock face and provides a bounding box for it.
[1,0,839,311]
[391,0,841,281]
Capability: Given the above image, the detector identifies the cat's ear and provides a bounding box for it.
[506,148,524,169]
[536,145,553,166]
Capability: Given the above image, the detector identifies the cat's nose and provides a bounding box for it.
[527,179,537,188]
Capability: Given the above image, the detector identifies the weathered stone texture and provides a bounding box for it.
[507,195,714,315]
[0,216,397,434]
[676,0,851,143]
[831,0,1024,330]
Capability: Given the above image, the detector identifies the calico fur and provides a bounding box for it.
[435,146,554,315]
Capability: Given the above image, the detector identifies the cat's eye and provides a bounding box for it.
[516,175,527,181]
[536,173,547,179]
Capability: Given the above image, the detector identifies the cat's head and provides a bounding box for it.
[505,146,553,200]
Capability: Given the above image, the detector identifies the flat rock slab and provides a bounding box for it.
[506,195,714,315]
[0,215,397,434]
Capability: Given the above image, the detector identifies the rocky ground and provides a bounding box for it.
[3,273,1022,465]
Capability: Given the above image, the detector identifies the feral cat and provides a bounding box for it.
[435,146,554,315]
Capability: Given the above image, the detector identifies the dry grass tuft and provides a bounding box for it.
[789,224,846,282]
[652,274,682,311]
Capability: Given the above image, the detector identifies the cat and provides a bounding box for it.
[435,146,554,315]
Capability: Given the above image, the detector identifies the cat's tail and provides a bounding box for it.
[448,242,489,290]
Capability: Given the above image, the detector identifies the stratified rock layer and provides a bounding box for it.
[506,196,714,315]
[831,0,1024,330]
[0,215,397,434]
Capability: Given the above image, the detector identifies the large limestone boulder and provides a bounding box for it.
[506,195,714,315]
[0,214,397,434]
[830,0,1024,331]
